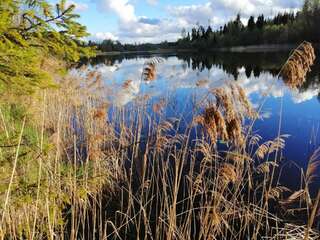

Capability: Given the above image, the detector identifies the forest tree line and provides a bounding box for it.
[92,0,320,52]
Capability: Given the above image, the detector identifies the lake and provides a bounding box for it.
[76,51,320,192]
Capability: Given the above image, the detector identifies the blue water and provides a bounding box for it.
[77,52,320,191]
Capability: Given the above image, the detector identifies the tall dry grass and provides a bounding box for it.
[0,43,319,240]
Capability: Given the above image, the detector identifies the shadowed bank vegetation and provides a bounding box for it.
[1,1,320,239]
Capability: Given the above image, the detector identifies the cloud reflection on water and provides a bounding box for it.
[90,56,319,107]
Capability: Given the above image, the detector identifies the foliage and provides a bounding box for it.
[0,0,94,94]
[0,2,96,237]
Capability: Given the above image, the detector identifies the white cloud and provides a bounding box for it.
[66,0,89,11]
[95,0,136,22]
[213,0,301,18]
[214,0,256,16]
[167,3,214,25]
[168,0,302,30]
[93,32,119,41]
[92,0,187,43]
[91,0,304,43]
[292,89,318,103]
[117,17,188,43]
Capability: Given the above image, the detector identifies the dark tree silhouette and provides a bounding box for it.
[256,15,265,29]
[248,16,255,31]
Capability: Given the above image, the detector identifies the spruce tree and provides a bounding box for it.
[0,0,94,94]
[247,16,255,31]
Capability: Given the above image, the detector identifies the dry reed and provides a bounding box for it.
[196,79,209,87]
[281,41,316,88]
[1,46,319,240]
[196,84,256,146]
[142,57,163,82]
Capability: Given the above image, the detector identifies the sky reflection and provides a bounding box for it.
[88,56,320,109]
[74,53,320,191]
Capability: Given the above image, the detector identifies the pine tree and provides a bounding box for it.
[198,26,205,39]
[234,14,243,31]
[0,0,94,94]
[186,32,191,42]
[256,14,265,29]
[205,25,213,39]
[191,27,197,41]
[247,16,255,31]
[223,24,228,34]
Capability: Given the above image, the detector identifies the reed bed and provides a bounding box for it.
[0,44,319,240]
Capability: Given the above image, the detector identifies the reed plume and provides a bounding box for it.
[197,84,255,146]
[219,163,237,184]
[281,41,316,88]
[152,98,166,114]
[232,84,258,119]
[143,63,156,81]
[213,107,228,141]
[122,79,133,89]
[142,57,164,82]
[212,88,235,121]
[226,117,244,146]
[203,106,218,142]
[305,147,320,185]
[196,79,209,87]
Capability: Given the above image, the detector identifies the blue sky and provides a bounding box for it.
[64,0,304,43]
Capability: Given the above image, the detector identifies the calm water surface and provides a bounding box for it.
[77,52,320,191]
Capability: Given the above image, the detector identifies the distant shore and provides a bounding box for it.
[96,43,320,56]
[213,44,297,53]
[96,48,195,56]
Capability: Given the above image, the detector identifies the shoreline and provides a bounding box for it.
[96,43,320,56]
[96,48,196,56]
[213,44,297,53]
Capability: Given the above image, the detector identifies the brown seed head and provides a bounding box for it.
[281,41,316,89]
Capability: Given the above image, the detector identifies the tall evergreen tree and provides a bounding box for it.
[198,26,206,39]
[234,14,243,32]
[247,16,255,31]
[205,26,213,39]
[191,27,197,41]
[223,24,228,34]
[256,14,265,29]
[0,0,94,94]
